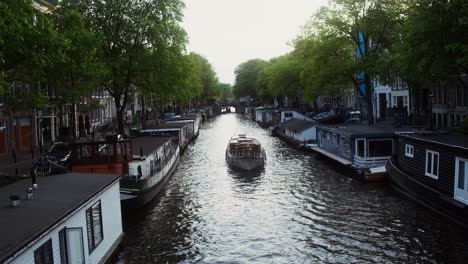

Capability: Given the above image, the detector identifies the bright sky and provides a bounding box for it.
[182,0,327,85]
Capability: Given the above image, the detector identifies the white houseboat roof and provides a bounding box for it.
[0,173,119,263]
[255,106,275,111]
[280,118,316,132]
[229,135,261,145]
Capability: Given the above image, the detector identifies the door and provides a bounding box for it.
[60,227,85,264]
[454,157,468,204]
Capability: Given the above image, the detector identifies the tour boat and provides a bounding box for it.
[225,134,266,171]
[69,135,180,210]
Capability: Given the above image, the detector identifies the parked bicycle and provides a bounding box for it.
[32,142,71,177]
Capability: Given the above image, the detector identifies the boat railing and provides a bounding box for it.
[353,156,391,168]
[231,149,261,158]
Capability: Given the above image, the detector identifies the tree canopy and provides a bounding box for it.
[232,59,267,99]
[59,0,189,133]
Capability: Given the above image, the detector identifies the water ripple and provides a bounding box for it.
[115,114,468,263]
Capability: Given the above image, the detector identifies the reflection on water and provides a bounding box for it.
[115,114,468,263]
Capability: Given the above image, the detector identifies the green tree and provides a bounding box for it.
[219,83,232,100]
[233,59,267,99]
[293,32,359,104]
[60,0,187,134]
[0,0,56,111]
[47,9,105,136]
[313,0,401,123]
[189,52,220,103]
[262,54,302,99]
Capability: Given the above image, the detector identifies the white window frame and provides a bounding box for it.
[355,138,366,158]
[86,200,104,253]
[454,157,468,205]
[425,150,439,179]
[405,144,414,158]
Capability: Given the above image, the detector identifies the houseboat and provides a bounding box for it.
[70,135,180,209]
[313,124,398,181]
[166,117,196,140]
[274,118,317,149]
[279,109,314,123]
[181,112,201,137]
[0,173,123,264]
[254,106,275,127]
[226,134,266,171]
[386,132,468,228]
[140,122,190,151]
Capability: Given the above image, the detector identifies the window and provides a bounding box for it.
[425,150,439,179]
[455,158,468,204]
[356,139,366,158]
[284,112,293,118]
[59,228,85,264]
[34,239,53,264]
[368,139,393,157]
[86,201,103,252]
[80,145,93,159]
[405,144,414,158]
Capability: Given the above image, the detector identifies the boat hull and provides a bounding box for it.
[120,148,180,211]
[226,152,265,171]
[386,158,468,228]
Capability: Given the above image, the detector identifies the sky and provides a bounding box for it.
[182,0,327,85]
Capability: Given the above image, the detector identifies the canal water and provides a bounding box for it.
[116,114,468,263]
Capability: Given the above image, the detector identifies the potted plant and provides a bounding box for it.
[9,195,20,207]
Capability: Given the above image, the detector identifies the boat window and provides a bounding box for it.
[342,137,350,157]
[116,143,122,156]
[97,144,108,156]
[108,144,114,156]
[356,139,365,157]
[368,139,393,157]
[129,167,136,176]
[425,150,439,179]
[126,142,132,156]
[80,145,93,159]
[150,160,154,176]
[405,144,414,158]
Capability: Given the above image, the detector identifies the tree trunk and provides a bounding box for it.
[116,108,125,135]
[141,93,146,128]
[70,101,77,138]
[364,73,374,125]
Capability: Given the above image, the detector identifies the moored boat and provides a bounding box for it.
[226,134,266,171]
[69,135,180,210]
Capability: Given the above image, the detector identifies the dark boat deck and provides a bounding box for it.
[131,136,172,156]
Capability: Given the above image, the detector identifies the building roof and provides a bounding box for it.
[399,132,468,150]
[0,173,119,263]
[131,136,172,156]
[280,118,316,132]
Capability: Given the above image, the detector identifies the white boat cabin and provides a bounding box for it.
[0,173,123,264]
